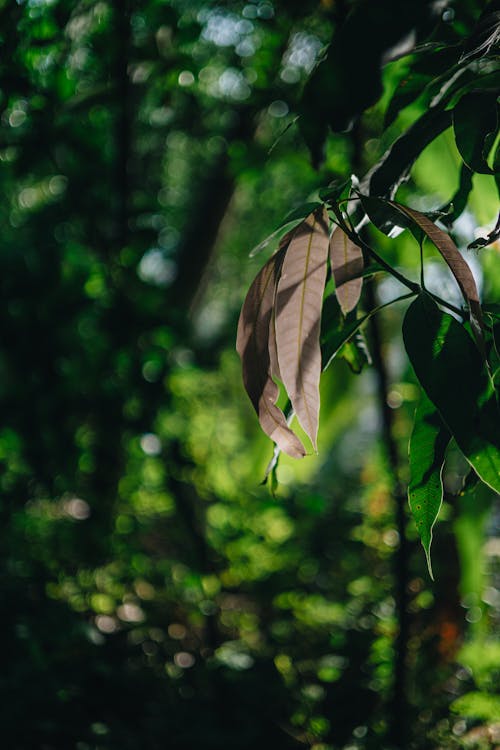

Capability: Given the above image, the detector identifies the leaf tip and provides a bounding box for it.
[424,543,435,581]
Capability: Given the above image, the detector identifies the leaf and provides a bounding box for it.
[383,44,462,129]
[275,208,330,450]
[321,291,415,371]
[438,164,474,226]
[360,194,414,237]
[389,201,485,348]
[408,391,451,579]
[236,250,306,458]
[366,108,451,198]
[339,329,372,374]
[329,228,364,314]
[453,92,498,174]
[403,293,500,492]
[384,71,433,128]
[318,177,352,204]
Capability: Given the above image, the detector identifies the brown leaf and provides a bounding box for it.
[390,202,484,348]
[275,207,330,450]
[268,229,295,382]
[236,250,306,458]
[329,227,364,314]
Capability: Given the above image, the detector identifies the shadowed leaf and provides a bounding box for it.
[276,208,330,450]
[237,250,306,458]
[453,91,498,174]
[403,294,500,492]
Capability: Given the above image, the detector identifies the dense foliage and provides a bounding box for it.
[1,1,499,749]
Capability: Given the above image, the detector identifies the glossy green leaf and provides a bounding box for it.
[408,391,451,579]
[403,294,500,492]
[453,92,498,174]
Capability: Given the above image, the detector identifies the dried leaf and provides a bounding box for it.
[389,202,484,348]
[329,228,364,314]
[275,208,330,450]
[236,251,306,458]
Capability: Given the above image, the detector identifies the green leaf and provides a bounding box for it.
[322,291,415,371]
[408,391,451,579]
[403,294,500,492]
[338,330,371,374]
[367,108,451,197]
[319,177,352,204]
[453,92,498,174]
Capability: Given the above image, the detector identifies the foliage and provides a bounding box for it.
[238,2,500,574]
[0,1,499,749]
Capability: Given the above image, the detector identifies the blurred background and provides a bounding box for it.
[0,0,499,748]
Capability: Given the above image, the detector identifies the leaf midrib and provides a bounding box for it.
[297,216,316,442]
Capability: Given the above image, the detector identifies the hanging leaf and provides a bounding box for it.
[329,228,364,314]
[403,293,500,493]
[268,304,281,383]
[453,91,498,174]
[408,391,451,579]
[236,250,306,458]
[275,208,330,450]
[389,201,485,348]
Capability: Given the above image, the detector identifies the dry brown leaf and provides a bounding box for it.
[390,202,484,347]
[329,227,364,314]
[236,250,306,458]
[275,207,330,450]
[268,231,295,382]
[268,305,281,382]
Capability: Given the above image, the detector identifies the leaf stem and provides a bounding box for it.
[427,293,465,319]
